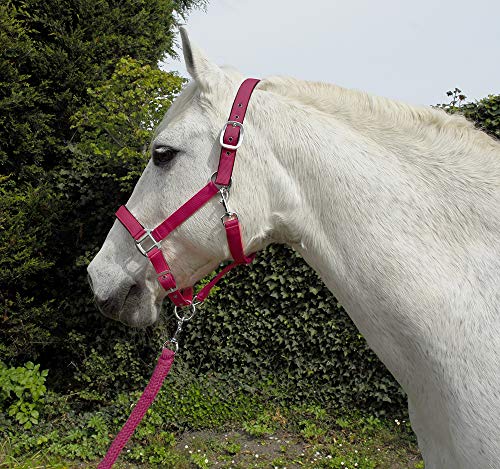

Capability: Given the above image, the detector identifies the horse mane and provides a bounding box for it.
[171,69,500,177]
[258,76,499,156]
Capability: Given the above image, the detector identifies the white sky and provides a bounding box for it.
[161,0,500,106]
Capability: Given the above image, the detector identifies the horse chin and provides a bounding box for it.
[112,261,220,328]
[118,306,159,328]
[116,289,160,328]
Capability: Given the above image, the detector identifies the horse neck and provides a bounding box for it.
[251,82,500,403]
[258,91,398,268]
[267,108,387,300]
[258,84,500,331]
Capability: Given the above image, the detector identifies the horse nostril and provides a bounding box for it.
[92,283,137,319]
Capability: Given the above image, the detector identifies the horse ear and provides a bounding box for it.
[180,27,224,88]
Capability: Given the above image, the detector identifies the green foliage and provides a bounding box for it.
[0,0,203,176]
[243,411,279,437]
[438,88,500,140]
[0,3,54,177]
[1,366,418,465]
[299,419,327,440]
[0,0,196,391]
[0,362,48,429]
[0,178,60,362]
[68,56,185,194]
[190,452,210,469]
[179,244,407,414]
[72,338,157,402]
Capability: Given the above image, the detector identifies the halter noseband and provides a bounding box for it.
[115,78,260,309]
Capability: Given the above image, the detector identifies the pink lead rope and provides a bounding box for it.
[98,349,175,469]
[98,78,260,467]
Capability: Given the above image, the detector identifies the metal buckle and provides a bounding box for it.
[135,229,161,256]
[219,121,244,150]
[220,186,230,213]
[157,270,177,295]
[218,186,238,224]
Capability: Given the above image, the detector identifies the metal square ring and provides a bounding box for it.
[135,230,161,256]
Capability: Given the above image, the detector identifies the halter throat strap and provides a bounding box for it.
[115,78,260,307]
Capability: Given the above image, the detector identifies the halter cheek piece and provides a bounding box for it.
[115,78,261,309]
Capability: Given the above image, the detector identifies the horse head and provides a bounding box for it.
[87,29,278,327]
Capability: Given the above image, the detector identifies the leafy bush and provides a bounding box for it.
[437,88,500,140]
[68,57,185,194]
[2,0,498,450]
[178,244,406,415]
[458,94,500,140]
[0,362,48,429]
[0,0,203,176]
[0,179,60,362]
[0,0,195,392]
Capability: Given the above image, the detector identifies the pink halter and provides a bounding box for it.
[115,78,260,309]
[99,79,261,469]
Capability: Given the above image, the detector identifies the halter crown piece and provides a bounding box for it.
[115,78,261,309]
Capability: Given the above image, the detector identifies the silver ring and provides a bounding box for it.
[174,303,196,322]
[210,172,232,190]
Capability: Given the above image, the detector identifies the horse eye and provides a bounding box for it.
[152,146,178,166]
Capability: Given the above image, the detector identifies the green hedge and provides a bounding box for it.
[1,0,498,422]
[437,88,500,140]
[179,244,406,414]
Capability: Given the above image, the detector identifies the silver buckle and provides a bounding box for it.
[157,270,177,295]
[135,229,161,256]
[219,121,244,150]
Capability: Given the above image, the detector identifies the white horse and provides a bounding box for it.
[87,28,500,468]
